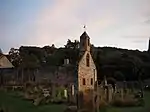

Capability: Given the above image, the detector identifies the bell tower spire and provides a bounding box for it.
[79,25,90,56]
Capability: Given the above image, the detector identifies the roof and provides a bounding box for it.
[0,54,14,68]
[80,31,90,39]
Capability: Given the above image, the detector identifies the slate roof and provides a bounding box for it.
[80,31,90,39]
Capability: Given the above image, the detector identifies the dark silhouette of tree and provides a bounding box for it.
[107,77,116,89]
[8,48,22,82]
[64,39,79,49]
[9,48,21,67]
[114,71,124,81]
[6,42,150,83]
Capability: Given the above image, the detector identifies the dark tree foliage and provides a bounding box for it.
[8,43,150,81]
[64,39,79,49]
[8,48,22,67]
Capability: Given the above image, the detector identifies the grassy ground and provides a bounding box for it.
[0,90,150,112]
[107,91,150,112]
[0,91,67,112]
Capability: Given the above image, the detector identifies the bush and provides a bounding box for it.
[0,105,13,112]
[112,98,136,107]
[64,106,77,112]
[99,100,108,112]
[5,86,12,91]
[33,97,43,106]
[52,98,64,104]
[112,97,144,107]
[137,98,145,106]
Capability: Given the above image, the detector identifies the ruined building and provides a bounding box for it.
[76,31,97,93]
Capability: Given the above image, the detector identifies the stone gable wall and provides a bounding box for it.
[78,51,97,92]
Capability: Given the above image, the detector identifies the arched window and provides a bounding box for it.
[86,53,90,67]
[83,78,86,85]
[91,78,93,85]
[87,39,90,46]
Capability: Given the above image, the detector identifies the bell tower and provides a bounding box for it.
[77,26,97,111]
[80,26,91,56]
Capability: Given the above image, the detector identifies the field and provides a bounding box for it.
[0,90,150,112]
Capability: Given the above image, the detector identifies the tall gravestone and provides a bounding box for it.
[107,85,113,103]
[51,84,56,99]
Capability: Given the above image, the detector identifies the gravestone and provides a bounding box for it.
[51,84,56,99]
[120,88,124,100]
[71,84,75,96]
[64,89,67,98]
[107,85,113,103]
[77,92,84,110]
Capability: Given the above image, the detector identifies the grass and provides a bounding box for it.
[0,91,67,112]
[106,91,150,112]
[0,90,150,112]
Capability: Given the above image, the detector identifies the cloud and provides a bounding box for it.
[122,35,148,39]
[144,19,150,24]
[24,0,120,46]
[29,0,150,46]
[24,0,84,46]
[1,0,150,53]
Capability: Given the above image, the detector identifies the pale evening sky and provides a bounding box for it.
[0,0,150,53]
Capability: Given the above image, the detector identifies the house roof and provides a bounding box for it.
[0,53,14,68]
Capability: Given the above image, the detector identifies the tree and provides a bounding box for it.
[9,48,22,67]
[114,71,124,81]
[65,39,72,48]
[8,48,22,83]
[73,40,79,49]
[43,45,56,56]
[107,77,116,89]
[19,46,43,82]
[64,39,79,49]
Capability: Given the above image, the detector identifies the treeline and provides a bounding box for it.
[7,39,150,81]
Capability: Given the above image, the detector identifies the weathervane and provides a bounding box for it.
[83,25,86,31]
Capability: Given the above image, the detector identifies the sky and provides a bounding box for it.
[0,0,150,53]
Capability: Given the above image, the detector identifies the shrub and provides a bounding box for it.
[99,100,108,112]
[64,106,77,112]
[99,100,108,108]
[112,97,144,107]
[137,98,145,106]
[33,97,43,106]
[6,86,12,91]
[0,105,13,112]
[112,91,146,108]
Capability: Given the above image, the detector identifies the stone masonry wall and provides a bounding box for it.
[78,51,97,92]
